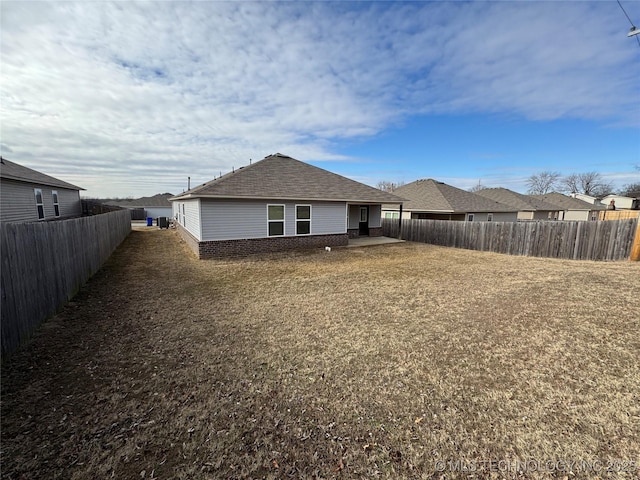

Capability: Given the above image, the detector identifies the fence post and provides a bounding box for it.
[630,220,640,261]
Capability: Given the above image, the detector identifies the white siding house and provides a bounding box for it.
[0,157,83,223]
[170,154,403,258]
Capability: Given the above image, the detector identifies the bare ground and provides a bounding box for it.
[1,228,639,479]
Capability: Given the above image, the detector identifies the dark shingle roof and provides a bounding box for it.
[0,157,84,191]
[113,193,173,207]
[530,192,607,211]
[170,154,403,204]
[475,188,559,211]
[391,179,516,213]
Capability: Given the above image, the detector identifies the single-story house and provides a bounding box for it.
[0,157,84,223]
[569,193,602,205]
[529,192,606,221]
[108,193,173,220]
[600,194,640,211]
[382,179,518,222]
[169,153,403,258]
[475,187,560,221]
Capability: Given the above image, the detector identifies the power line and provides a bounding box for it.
[617,0,635,26]
[616,0,640,47]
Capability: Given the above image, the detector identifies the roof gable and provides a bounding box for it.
[393,179,516,213]
[171,154,403,204]
[0,157,84,191]
[475,188,559,211]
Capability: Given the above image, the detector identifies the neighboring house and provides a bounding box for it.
[382,179,518,222]
[0,157,84,223]
[475,188,560,221]
[600,194,640,211]
[108,193,173,219]
[169,153,403,258]
[529,192,606,221]
[569,193,603,205]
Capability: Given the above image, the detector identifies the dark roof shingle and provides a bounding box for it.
[529,192,607,211]
[0,157,84,191]
[391,179,517,213]
[170,154,403,204]
[475,188,559,211]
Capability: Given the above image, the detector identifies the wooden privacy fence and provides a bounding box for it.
[382,218,639,261]
[598,210,640,221]
[1,210,131,357]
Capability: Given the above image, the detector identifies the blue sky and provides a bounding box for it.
[1,1,639,197]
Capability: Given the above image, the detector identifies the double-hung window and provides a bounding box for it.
[34,188,45,219]
[268,205,285,236]
[296,205,311,235]
[52,190,60,217]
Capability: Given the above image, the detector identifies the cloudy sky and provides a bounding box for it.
[2,1,639,198]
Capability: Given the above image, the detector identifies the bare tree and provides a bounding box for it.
[526,171,561,195]
[377,180,405,193]
[468,180,487,192]
[561,171,613,198]
[620,182,640,198]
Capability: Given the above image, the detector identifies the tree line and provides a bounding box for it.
[525,171,640,198]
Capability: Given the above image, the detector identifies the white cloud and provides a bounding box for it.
[1,1,638,196]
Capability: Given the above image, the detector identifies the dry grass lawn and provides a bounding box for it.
[2,228,639,479]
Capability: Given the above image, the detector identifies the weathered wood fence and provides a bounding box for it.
[1,210,131,357]
[382,218,639,261]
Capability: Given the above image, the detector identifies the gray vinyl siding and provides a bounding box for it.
[369,205,381,227]
[561,210,590,221]
[55,188,82,218]
[490,212,519,222]
[348,205,360,229]
[141,207,172,219]
[1,179,81,222]
[182,199,201,240]
[200,200,347,241]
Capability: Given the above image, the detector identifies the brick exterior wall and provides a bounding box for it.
[192,233,349,259]
[348,227,383,238]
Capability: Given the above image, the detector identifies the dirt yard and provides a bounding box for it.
[2,228,639,479]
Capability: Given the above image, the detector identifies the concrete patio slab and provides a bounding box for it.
[346,236,405,248]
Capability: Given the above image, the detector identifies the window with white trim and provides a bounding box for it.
[296,205,311,235]
[385,212,400,219]
[268,204,285,236]
[487,213,493,221]
[52,190,60,217]
[34,188,45,219]
[468,213,474,222]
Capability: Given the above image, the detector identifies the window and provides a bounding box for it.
[385,212,400,219]
[487,213,493,222]
[52,190,60,217]
[360,207,368,223]
[268,205,285,236]
[468,214,474,222]
[296,205,311,235]
[34,188,44,219]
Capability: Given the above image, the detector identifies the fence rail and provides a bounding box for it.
[382,218,638,261]
[1,209,131,357]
